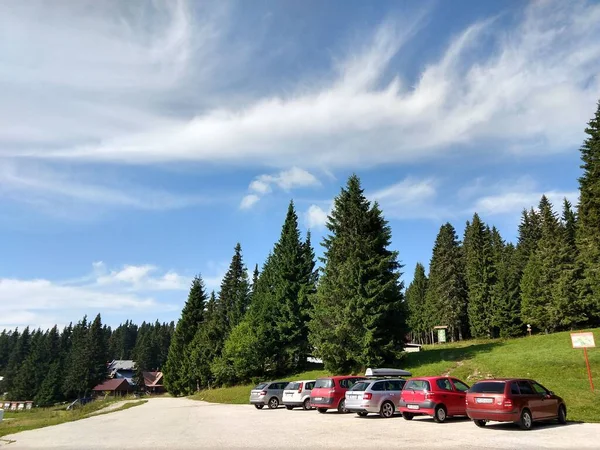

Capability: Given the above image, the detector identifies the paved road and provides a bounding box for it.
[1,397,598,449]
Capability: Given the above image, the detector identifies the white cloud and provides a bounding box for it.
[466,176,578,216]
[3,0,598,170]
[240,194,260,210]
[305,204,330,229]
[0,262,192,330]
[371,177,437,206]
[0,160,210,216]
[241,167,320,209]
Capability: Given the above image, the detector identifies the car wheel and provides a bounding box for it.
[474,420,487,428]
[337,399,348,414]
[380,401,395,418]
[433,405,447,423]
[402,412,414,421]
[558,405,567,424]
[268,397,279,409]
[317,408,328,414]
[519,409,533,430]
[303,398,312,410]
[254,404,264,409]
[285,405,293,410]
[357,412,368,417]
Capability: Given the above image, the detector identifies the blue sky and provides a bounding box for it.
[1,0,598,331]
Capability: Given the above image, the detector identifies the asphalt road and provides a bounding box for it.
[1,397,598,449]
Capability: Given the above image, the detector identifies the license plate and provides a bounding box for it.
[407,404,419,410]
[476,398,493,404]
[313,397,323,402]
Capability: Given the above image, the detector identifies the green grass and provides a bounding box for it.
[192,328,600,422]
[0,396,147,438]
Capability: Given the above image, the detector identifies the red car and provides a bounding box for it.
[398,376,470,423]
[310,376,365,414]
[465,378,567,430]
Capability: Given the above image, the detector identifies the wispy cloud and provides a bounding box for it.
[240,167,320,209]
[0,160,210,216]
[464,176,578,216]
[3,0,597,170]
[0,260,230,330]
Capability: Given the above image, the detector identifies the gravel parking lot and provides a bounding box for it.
[1,397,598,449]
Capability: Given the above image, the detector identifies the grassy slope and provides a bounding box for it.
[192,328,600,422]
[0,397,147,438]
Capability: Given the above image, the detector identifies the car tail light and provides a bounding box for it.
[260,391,267,396]
[298,382,303,393]
[363,393,372,400]
[425,392,433,400]
[503,399,513,408]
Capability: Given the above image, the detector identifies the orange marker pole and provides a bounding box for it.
[584,347,594,392]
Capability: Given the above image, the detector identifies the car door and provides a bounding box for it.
[435,378,457,414]
[517,380,543,419]
[450,378,469,415]
[531,381,558,419]
[371,381,386,408]
[386,380,403,406]
[274,382,286,402]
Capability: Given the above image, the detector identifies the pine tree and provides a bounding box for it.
[217,243,251,336]
[251,264,259,297]
[271,201,317,373]
[576,100,600,325]
[309,175,406,373]
[88,314,108,388]
[489,229,522,338]
[463,214,496,338]
[63,317,91,398]
[521,196,561,332]
[554,199,585,328]
[5,327,31,395]
[164,276,208,395]
[190,292,223,389]
[425,223,468,341]
[406,263,428,344]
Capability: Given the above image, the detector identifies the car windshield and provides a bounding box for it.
[469,382,505,393]
[285,382,300,390]
[404,380,430,391]
[253,383,268,390]
[314,379,334,388]
[350,382,371,391]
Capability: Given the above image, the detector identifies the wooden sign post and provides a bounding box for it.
[570,332,596,392]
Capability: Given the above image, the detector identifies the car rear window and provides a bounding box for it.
[350,382,371,392]
[285,382,300,390]
[469,382,506,393]
[404,380,430,391]
[314,379,334,389]
[254,383,268,390]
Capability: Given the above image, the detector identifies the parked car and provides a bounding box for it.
[465,378,567,430]
[282,380,315,410]
[249,381,289,409]
[399,376,470,423]
[310,375,366,413]
[345,378,407,418]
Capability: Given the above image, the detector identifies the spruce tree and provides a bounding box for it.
[63,317,90,398]
[463,214,495,338]
[554,199,585,328]
[5,327,31,395]
[406,263,428,344]
[164,276,208,395]
[489,230,522,338]
[576,100,600,324]
[425,223,468,341]
[310,175,406,373]
[521,196,561,332]
[88,314,108,388]
[217,243,251,335]
[190,291,223,388]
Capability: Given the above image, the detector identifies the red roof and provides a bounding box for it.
[142,371,164,387]
[92,378,133,391]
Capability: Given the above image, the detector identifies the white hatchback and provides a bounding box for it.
[282,380,316,410]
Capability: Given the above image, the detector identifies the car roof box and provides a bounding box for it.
[365,368,412,378]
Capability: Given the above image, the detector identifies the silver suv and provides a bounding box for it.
[345,378,406,418]
[249,381,289,409]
